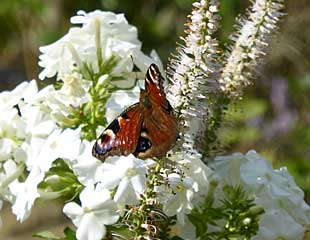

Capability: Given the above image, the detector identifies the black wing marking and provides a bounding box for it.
[92,103,143,161]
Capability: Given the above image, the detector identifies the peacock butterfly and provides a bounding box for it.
[92,64,179,161]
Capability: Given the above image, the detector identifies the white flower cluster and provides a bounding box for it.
[0,79,86,222]
[39,10,162,81]
[167,0,221,151]
[219,0,285,99]
[214,150,310,240]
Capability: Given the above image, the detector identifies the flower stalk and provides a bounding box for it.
[95,18,103,70]
[169,0,285,160]
[203,0,285,158]
[167,0,222,159]
[219,0,285,99]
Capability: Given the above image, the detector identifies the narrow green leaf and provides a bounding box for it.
[33,231,61,240]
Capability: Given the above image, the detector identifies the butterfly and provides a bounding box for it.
[92,64,179,161]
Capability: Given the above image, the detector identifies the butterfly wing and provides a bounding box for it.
[144,64,168,109]
[92,103,143,162]
[134,105,178,159]
[134,64,179,159]
[92,64,179,161]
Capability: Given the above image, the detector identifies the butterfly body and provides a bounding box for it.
[92,64,178,161]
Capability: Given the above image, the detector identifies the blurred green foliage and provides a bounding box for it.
[0,0,309,201]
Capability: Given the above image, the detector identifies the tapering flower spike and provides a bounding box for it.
[219,0,285,99]
[167,0,221,155]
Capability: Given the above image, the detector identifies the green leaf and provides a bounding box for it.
[188,185,263,239]
[63,227,76,240]
[33,227,76,240]
[33,231,61,240]
[38,159,83,201]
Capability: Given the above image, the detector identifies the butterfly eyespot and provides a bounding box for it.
[135,136,152,153]
[94,140,112,155]
[92,129,116,156]
[93,134,114,156]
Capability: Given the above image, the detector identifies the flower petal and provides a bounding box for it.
[76,213,106,240]
[63,202,83,226]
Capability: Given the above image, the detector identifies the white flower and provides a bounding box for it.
[214,150,310,239]
[10,166,44,222]
[214,152,247,186]
[155,153,211,225]
[63,184,119,240]
[95,155,154,204]
[0,107,24,140]
[71,10,140,60]
[240,151,305,201]
[38,28,84,80]
[26,79,90,125]
[132,49,164,75]
[252,210,304,240]
[71,140,102,186]
[240,151,310,228]
[61,72,90,98]
[176,154,212,197]
[24,128,81,172]
[104,85,139,123]
[39,10,159,81]
[0,80,38,110]
[169,215,196,240]
[158,172,195,225]
[20,105,56,139]
[0,138,16,161]
[0,159,22,203]
[42,73,91,123]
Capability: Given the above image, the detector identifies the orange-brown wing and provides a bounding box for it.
[133,64,179,159]
[134,105,178,159]
[144,64,167,109]
[92,103,143,162]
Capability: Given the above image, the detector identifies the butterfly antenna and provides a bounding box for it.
[130,55,143,90]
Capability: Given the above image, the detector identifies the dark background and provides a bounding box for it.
[0,1,309,239]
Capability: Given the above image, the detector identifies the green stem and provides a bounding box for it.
[202,95,229,159]
[90,87,98,139]
[95,19,103,71]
